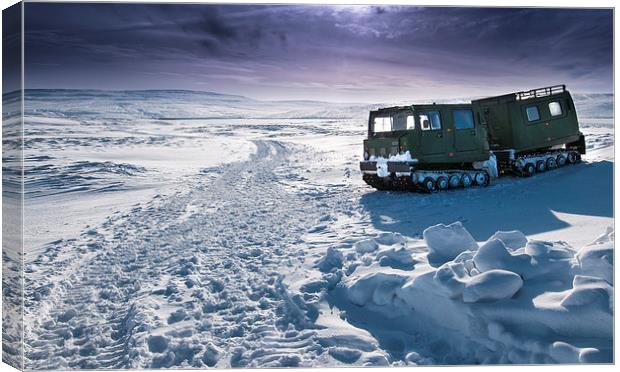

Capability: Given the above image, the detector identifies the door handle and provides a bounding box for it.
[471,130,476,135]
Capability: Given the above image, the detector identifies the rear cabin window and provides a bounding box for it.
[453,109,475,129]
[406,115,415,129]
[548,101,562,116]
[392,112,409,131]
[525,106,540,122]
[373,116,391,133]
[373,113,415,133]
[419,111,442,131]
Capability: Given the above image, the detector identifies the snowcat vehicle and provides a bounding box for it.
[360,85,585,192]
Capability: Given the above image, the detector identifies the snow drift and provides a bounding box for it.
[310,222,613,364]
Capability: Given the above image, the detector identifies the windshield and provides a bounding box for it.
[371,111,415,134]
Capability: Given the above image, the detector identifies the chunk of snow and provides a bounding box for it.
[167,308,188,324]
[374,232,406,246]
[377,246,415,270]
[328,347,362,363]
[525,240,573,259]
[462,269,523,303]
[473,239,531,276]
[475,154,499,178]
[560,275,613,312]
[433,261,471,298]
[346,272,407,307]
[423,222,478,263]
[549,341,583,363]
[201,342,221,367]
[316,247,344,273]
[148,335,169,353]
[576,237,613,284]
[487,230,527,250]
[375,160,389,178]
[550,341,609,363]
[362,352,390,366]
[57,309,77,323]
[354,239,378,254]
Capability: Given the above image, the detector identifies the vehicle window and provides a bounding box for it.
[373,116,391,133]
[406,115,415,129]
[419,114,431,131]
[453,109,474,129]
[392,112,408,131]
[548,101,562,116]
[419,111,442,131]
[429,111,442,130]
[526,106,540,122]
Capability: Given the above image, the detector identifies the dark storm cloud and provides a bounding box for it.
[23,3,612,101]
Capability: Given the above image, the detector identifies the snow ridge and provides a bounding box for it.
[305,223,613,364]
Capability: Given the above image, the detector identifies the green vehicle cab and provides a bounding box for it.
[362,103,490,166]
[360,104,493,191]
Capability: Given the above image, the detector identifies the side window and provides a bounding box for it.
[392,112,408,131]
[406,115,415,130]
[419,111,442,130]
[373,116,391,133]
[429,111,442,130]
[453,109,474,129]
[525,105,540,122]
[419,113,431,131]
[548,101,562,117]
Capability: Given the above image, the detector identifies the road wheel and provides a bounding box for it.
[523,163,536,177]
[536,160,546,172]
[461,173,473,188]
[546,156,557,170]
[448,174,461,189]
[556,154,567,167]
[422,177,436,193]
[474,171,490,186]
[567,151,578,164]
[436,176,449,191]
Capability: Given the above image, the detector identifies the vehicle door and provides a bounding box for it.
[391,110,417,155]
[418,110,446,155]
[452,108,479,152]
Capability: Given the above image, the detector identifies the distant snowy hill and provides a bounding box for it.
[19,89,613,124]
[22,89,374,121]
[572,93,614,119]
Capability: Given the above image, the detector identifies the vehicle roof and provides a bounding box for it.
[472,84,568,105]
[371,103,471,114]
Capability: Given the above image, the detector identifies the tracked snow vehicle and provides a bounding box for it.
[360,85,586,192]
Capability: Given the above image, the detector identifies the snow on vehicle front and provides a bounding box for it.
[369,151,418,178]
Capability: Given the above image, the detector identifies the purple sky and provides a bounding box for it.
[24,3,613,102]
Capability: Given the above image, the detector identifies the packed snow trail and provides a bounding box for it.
[23,140,351,369]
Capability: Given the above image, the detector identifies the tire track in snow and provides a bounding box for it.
[23,140,339,369]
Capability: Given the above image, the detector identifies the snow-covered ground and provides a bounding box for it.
[2,89,613,368]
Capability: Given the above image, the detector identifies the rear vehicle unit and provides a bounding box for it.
[471,84,585,177]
